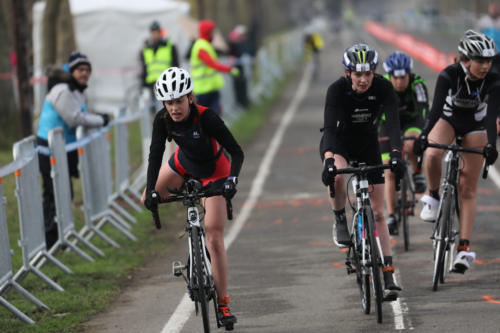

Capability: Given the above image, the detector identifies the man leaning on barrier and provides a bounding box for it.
[36,51,109,249]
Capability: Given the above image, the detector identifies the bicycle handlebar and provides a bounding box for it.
[328,164,395,198]
[334,163,393,176]
[416,142,489,179]
[152,187,233,229]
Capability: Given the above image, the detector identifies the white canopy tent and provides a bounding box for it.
[33,0,191,114]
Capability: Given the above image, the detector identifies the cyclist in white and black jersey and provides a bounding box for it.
[414,30,500,274]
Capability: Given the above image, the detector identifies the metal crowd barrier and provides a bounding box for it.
[130,99,152,196]
[44,128,105,261]
[0,136,73,320]
[0,177,48,325]
[10,136,72,291]
[76,127,137,248]
[111,106,143,213]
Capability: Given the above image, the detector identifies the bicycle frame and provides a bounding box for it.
[350,175,385,267]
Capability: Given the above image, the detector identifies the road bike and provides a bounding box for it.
[152,177,233,332]
[419,137,488,291]
[333,162,395,323]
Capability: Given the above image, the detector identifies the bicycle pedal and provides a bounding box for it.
[172,261,184,277]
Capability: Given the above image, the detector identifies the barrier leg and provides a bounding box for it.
[34,241,61,270]
[10,280,49,310]
[127,187,143,202]
[85,225,121,249]
[0,295,35,324]
[119,191,142,212]
[63,240,94,262]
[106,215,137,241]
[30,266,64,291]
[108,209,133,229]
[43,251,72,274]
[70,231,104,257]
[110,201,137,224]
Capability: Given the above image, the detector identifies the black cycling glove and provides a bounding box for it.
[413,134,427,156]
[144,190,159,211]
[390,150,405,180]
[483,144,498,165]
[321,157,336,186]
[223,177,238,199]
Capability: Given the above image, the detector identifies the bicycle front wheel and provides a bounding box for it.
[432,190,452,291]
[351,221,371,314]
[365,207,383,323]
[192,226,211,332]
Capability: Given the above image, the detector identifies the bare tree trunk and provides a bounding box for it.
[197,0,205,19]
[42,0,59,68]
[0,2,19,145]
[56,0,76,64]
[42,0,76,67]
[11,0,32,137]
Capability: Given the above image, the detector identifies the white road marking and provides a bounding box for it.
[391,270,413,330]
[161,64,313,332]
[488,165,500,189]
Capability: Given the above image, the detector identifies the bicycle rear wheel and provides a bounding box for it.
[401,171,410,251]
[192,226,211,332]
[365,207,383,323]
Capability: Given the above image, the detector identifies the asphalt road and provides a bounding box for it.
[84,26,500,333]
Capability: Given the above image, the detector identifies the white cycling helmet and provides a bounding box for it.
[458,30,497,59]
[154,67,193,101]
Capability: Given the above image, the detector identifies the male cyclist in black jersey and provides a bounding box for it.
[320,43,404,300]
[142,67,243,327]
[414,30,500,274]
[379,51,429,235]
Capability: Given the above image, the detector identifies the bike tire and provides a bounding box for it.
[351,217,371,314]
[432,190,452,291]
[192,226,211,332]
[441,189,456,284]
[365,207,383,323]
[401,171,410,251]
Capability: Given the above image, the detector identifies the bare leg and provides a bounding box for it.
[371,183,392,256]
[203,196,228,298]
[458,133,487,241]
[383,167,396,215]
[425,119,455,192]
[404,130,420,172]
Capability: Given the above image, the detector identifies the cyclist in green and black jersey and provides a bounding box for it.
[379,51,429,235]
